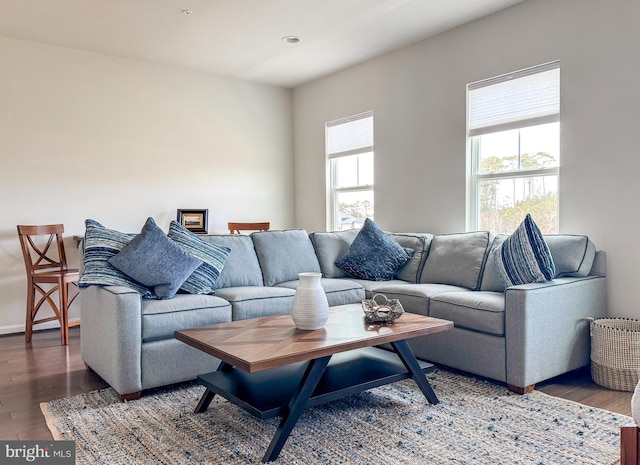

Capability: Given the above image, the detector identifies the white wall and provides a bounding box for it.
[0,37,293,334]
[293,0,640,318]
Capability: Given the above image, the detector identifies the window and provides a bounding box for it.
[467,62,560,234]
[326,111,374,231]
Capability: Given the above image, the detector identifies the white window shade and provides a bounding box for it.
[468,63,559,136]
[326,112,373,157]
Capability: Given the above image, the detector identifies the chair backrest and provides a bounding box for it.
[17,224,69,274]
[228,222,270,235]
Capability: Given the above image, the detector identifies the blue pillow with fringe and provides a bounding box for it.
[168,221,231,295]
[494,214,555,287]
[336,218,413,281]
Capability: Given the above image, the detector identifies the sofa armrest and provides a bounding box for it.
[504,276,607,389]
[80,285,143,396]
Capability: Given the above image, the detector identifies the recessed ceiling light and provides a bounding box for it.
[282,36,302,44]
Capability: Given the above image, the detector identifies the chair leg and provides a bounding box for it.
[25,281,35,343]
[60,280,69,345]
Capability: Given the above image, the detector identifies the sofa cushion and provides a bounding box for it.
[495,214,555,287]
[310,229,360,278]
[336,219,413,281]
[252,229,321,286]
[198,234,264,288]
[388,233,433,283]
[420,231,491,290]
[480,234,508,292]
[108,218,203,299]
[141,294,231,341]
[430,291,506,336]
[277,278,365,307]
[371,283,470,316]
[214,286,296,320]
[168,221,231,295]
[544,235,596,278]
[340,277,412,298]
[79,219,153,297]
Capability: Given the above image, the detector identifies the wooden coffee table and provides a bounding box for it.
[174,304,453,463]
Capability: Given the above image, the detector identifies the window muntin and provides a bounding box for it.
[468,63,559,235]
[326,112,374,231]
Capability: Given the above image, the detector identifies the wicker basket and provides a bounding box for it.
[590,318,640,392]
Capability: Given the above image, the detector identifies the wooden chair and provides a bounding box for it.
[16,224,80,345]
[622,424,640,465]
[228,222,270,234]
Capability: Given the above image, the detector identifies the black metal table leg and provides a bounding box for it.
[391,340,439,404]
[194,361,233,413]
[194,389,215,413]
[262,355,332,463]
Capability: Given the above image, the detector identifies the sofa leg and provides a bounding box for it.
[507,383,535,394]
[620,424,640,465]
[119,391,142,401]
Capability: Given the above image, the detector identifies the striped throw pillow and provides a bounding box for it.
[79,219,154,297]
[168,221,231,295]
[494,214,555,287]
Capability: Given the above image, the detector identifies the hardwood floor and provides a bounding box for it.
[0,327,633,442]
[0,327,107,440]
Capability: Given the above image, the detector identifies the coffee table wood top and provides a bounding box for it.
[174,304,453,373]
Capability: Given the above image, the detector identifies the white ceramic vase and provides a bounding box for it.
[291,272,329,330]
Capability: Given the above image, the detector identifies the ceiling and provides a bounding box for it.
[0,0,524,88]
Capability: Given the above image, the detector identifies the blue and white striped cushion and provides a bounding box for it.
[79,219,154,297]
[494,214,556,287]
[168,221,231,295]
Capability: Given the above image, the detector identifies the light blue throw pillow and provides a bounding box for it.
[494,214,556,287]
[335,218,413,281]
[168,221,231,295]
[108,218,203,299]
[78,219,154,297]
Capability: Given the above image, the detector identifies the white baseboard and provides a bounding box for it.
[0,319,81,336]
[0,323,27,336]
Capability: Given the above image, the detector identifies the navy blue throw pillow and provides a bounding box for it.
[108,218,203,299]
[335,218,413,281]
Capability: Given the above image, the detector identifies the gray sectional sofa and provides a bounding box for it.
[80,228,606,400]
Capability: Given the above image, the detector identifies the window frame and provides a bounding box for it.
[325,111,374,231]
[466,62,560,233]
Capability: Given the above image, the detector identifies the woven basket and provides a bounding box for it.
[590,318,640,392]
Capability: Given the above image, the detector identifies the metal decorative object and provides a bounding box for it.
[362,293,404,324]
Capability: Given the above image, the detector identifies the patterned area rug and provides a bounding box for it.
[41,369,629,464]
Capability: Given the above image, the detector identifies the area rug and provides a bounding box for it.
[41,369,629,465]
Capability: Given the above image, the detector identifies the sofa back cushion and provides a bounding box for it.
[480,234,508,292]
[420,231,491,290]
[310,230,360,278]
[252,229,321,286]
[310,230,433,283]
[388,233,433,283]
[544,234,596,277]
[199,235,264,288]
